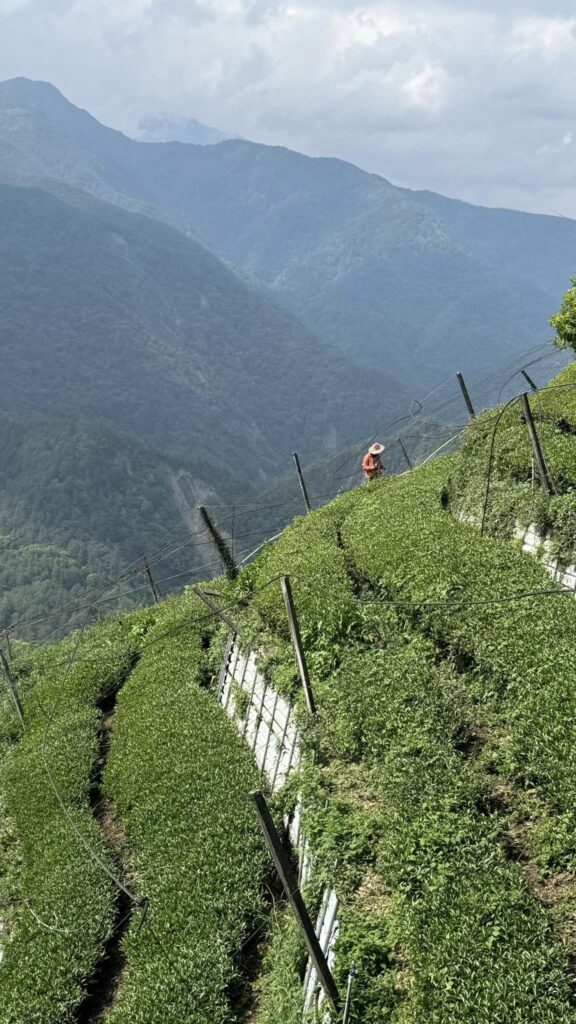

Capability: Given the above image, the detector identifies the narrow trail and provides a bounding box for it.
[75,656,140,1024]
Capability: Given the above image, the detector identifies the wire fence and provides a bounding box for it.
[1,339,572,645]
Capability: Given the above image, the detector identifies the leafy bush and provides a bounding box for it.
[0,617,140,1023]
[103,596,267,1024]
[234,476,576,1022]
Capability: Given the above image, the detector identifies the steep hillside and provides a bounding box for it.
[0,177,406,631]
[447,360,576,553]
[0,411,222,639]
[4,365,576,1021]
[2,78,576,389]
[0,182,393,470]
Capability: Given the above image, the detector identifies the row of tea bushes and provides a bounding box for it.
[103,596,268,1024]
[0,616,140,1023]
[344,465,576,870]
[232,479,576,1022]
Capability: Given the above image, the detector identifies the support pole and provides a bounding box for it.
[456,371,476,420]
[521,368,538,392]
[199,505,238,580]
[251,791,340,1012]
[2,630,12,663]
[342,963,357,1024]
[398,439,413,470]
[142,557,161,604]
[280,575,316,717]
[191,586,242,636]
[0,649,24,726]
[292,452,312,514]
[520,392,553,495]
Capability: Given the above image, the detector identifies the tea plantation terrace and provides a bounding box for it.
[3,364,576,1021]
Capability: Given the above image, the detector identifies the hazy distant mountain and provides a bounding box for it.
[1,77,575,393]
[0,182,395,472]
[136,112,229,145]
[0,178,404,631]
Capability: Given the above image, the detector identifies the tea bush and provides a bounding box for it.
[0,617,141,1023]
[103,597,267,1024]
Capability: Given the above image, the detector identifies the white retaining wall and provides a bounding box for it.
[516,523,576,591]
[217,636,338,1019]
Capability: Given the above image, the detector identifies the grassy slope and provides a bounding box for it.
[0,594,266,1024]
[4,364,576,1020]
[450,360,576,551]
[103,600,266,1024]
[0,617,141,1023]
[224,459,576,1022]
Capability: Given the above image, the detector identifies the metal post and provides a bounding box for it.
[342,963,357,1024]
[398,439,413,470]
[192,586,242,635]
[280,576,316,717]
[142,557,161,604]
[251,791,340,1012]
[0,649,24,726]
[456,371,476,419]
[199,505,238,580]
[521,369,538,392]
[521,392,553,495]
[293,452,312,514]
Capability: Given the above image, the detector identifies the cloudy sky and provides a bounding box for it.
[1,0,576,215]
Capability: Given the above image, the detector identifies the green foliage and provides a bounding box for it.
[450,361,576,561]
[0,616,140,1023]
[103,596,267,1024]
[253,911,305,1024]
[0,592,267,1023]
[551,277,576,350]
[234,478,576,1022]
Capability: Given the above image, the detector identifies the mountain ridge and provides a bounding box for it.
[1,77,574,389]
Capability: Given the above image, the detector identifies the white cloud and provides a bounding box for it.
[0,0,575,215]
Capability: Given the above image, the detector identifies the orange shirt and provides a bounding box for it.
[362,452,383,478]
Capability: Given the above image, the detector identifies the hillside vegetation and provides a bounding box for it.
[3,362,576,1021]
[0,178,398,634]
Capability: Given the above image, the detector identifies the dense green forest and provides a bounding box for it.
[0,413,211,637]
[0,179,398,633]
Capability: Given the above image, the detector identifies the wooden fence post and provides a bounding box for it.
[251,790,340,1012]
[293,453,312,514]
[142,557,161,604]
[192,587,242,636]
[456,371,476,419]
[0,649,24,726]
[2,630,12,663]
[521,369,538,392]
[280,576,316,717]
[520,392,553,495]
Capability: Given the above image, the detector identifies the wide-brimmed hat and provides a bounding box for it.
[369,442,385,456]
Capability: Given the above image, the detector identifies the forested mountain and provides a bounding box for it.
[0,413,212,636]
[0,181,400,633]
[2,77,575,389]
[2,75,575,635]
[0,183,391,474]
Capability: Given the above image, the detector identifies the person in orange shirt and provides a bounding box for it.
[362,442,385,481]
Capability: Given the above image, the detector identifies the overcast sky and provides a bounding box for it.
[1,0,576,216]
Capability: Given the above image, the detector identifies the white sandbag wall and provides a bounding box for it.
[217,635,338,1018]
